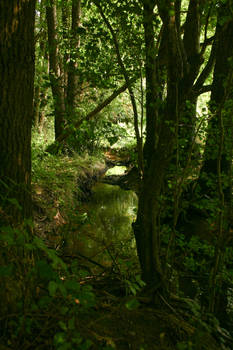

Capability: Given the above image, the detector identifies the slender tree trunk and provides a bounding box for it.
[200,6,233,207]
[197,4,233,321]
[46,0,66,141]
[67,0,81,114]
[61,2,69,101]
[177,0,202,164]
[0,0,36,224]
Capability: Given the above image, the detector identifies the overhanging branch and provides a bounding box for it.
[46,78,138,153]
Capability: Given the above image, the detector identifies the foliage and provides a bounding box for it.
[66,91,136,154]
[0,222,95,349]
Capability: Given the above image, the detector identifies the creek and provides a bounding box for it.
[68,167,138,270]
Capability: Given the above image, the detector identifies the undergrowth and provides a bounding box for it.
[1,138,232,349]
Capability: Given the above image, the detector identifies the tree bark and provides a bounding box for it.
[0,0,36,224]
[66,0,81,114]
[134,0,183,287]
[133,0,219,288]
[46,0,66,141]
[200,5,233,206]
[61,1,69,100]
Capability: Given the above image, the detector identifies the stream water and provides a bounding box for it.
[69,173,138,269]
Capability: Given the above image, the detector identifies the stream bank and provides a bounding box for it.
[31,151,228,350]
[32,150,138,254]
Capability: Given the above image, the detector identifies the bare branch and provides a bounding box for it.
[200,35,215,55]
[196,84,212,96]
[193,37,217,93]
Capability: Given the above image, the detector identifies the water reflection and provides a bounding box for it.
[70,183,138,268]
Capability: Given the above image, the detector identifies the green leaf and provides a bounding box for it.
[36,260,56,281]
[47,249,67,270]
[33,236,47,251]
[60,306,69,315]
[135,275,146,288]
[7,198,22,210]
[58,282,67,298]
[54,332,66,345]
[0,233,14,245]
[0,264,14,277]
[25,243,34,250]
[58,321,67,331]
[82,339,93,350]
[57,344,71,350]
[64,279,80,292]
[48,281,58,297]
[68,317,75,330]
[125,298,140,310]
[38,296,52,309]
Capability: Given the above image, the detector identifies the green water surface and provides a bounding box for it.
[70,181,138,268]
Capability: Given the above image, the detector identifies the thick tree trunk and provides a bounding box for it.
[46,0,66,141]
[0,0,36,224]
[34,84,41,129]
[133,0,215,289]
[134,1,183,287]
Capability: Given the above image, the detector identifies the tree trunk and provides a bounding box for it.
[33,84,41,129]
[0,0,36,224]
[133,0,216,289]
[134,0,183,287]
[61,2,69,101]
[197,4,233,319]
[46,0,66,141]
[200,5,233,207]
[66,0,81,114]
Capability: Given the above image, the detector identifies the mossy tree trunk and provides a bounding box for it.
[0,0,36,224]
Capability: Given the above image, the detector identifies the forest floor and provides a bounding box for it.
[30,150,227,350]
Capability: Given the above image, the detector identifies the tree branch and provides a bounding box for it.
[46,78,138,153]
[193,36,217,93]
[196,84,212,95]
[200,35,215,55]
[200,3,214,56]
